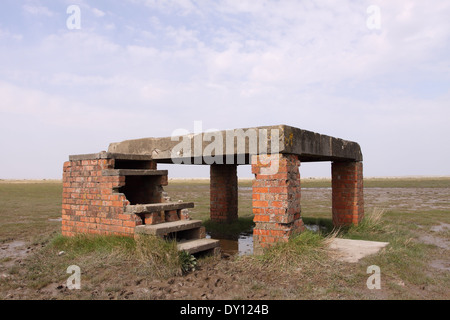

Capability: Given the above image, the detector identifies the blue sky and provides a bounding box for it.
[0,0,449,179]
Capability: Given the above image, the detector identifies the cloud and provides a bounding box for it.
[92,8,106,17]
[0,81,134,129]
[0,28,23,41]
[0,0,449,178]
[133,0,202,16]
[22,4,55,17]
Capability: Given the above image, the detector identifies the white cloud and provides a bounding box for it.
[1,0,449,178]
[134,0,201,16]
[92,8,106,17]
[22,4,55,17]
[0,81,133,128]
[0,28,23,41]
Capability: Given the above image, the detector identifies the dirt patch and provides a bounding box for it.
[364,188,450,212]
[418,222,450,272]
[134,259,264,300]
[30,257,279,300]
[0,241,29,262]
[0,240,30,279]
[301,188,450,213]
[419,235,450,250]
[429,260,450,271]
[430,222,450,233]
[418,221,450,250]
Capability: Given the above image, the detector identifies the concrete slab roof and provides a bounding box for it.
[107,125,362,164]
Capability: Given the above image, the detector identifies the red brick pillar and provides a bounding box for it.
[251,154,304,254]
[61,154,157,237]
[331,161,364,226]
[210,164,238,223]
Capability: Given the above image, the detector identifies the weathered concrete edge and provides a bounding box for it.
[102,169,168,176]
[107,125,284,159]
[107,125,362,162]
[125,202,195,214]
[177,238,220,254]
[69,152,153,161]
[282,126,363,161]
[135,220,202,236]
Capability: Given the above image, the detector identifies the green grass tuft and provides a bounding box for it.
[255,231,329,270]
[51,234,136,256]
[346,207,387,239]
[134,234,183,278]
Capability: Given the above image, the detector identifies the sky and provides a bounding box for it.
[0,0,449,179]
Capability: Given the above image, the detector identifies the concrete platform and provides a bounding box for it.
[107,125,362,164]
[328,238,389,263]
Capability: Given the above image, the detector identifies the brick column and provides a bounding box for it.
[331,161,364,226]
[61,155,157,237]
[251,154,304,254]
[210,164,238,223]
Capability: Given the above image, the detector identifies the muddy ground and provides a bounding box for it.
[0,183,449,300]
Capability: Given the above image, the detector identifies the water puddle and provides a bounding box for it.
[0,240,30,278]
[0,240,28,260]
[207,232,253,256]
[305,224,328,233]
[208,224,327,256]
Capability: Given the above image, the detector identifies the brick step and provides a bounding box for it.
[177,238,220,255]
[102,169,168,176]
[125,202,194,214]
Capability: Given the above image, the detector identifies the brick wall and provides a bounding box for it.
[331,161,364,226]
[62,156,156,237]
[210,164,238,223]
[251,154,305,253]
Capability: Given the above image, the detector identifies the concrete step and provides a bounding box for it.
[177,238,220,255]
[135,219,203,237]
[126,202,195,214]
[102,169,168,176]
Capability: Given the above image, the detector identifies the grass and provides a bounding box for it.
[7,232,194,295]
[51,234,136,256]
[344,207,387,239]
[50,233,195,280]
[0,181,62,243]
[253,231,331,271]
[300,176,450,188]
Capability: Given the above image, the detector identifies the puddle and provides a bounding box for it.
[0,241,28,260]
[207,232,253,256]
[419,235,450,250]
[208,224,326,256]
[0,240,30,277]
[305,224,328,233]
[430,259,450,271]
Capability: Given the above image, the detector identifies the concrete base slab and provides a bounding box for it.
[328,238,389,263]
[135,220,202,236]
[177,238,220,254]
